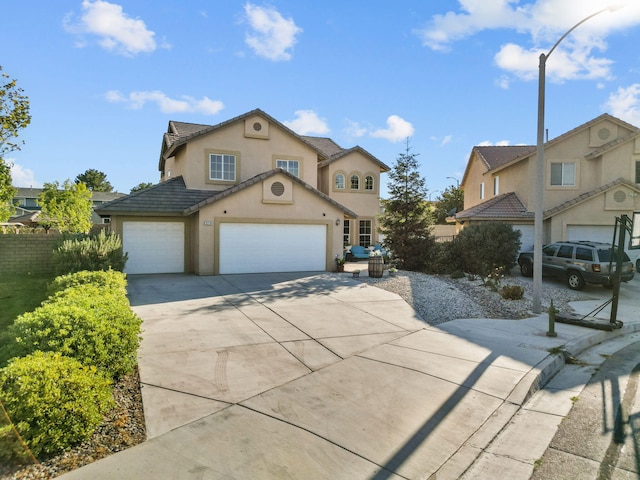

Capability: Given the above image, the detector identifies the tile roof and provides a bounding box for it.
[543,177,640,219]
[301,136,344,157]
[96,170,359,218]
[455,192,533,220]
[13,187,125,202]
[474,146,535,171]
[95,177,217,215]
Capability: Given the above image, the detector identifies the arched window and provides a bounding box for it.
[335,173,345,189]
[365,175,374,191]
[350,174,360,190]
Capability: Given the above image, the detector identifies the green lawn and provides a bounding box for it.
[0,274,52,343]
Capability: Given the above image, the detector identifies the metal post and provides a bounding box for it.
[610,214,628,323]
[533,53,546,314]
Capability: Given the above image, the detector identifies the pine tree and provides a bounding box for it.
[379,140,434,271]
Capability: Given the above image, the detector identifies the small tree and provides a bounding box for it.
[130,182,153,193]
[0,159,16,222]
[75,168,113,192]
[378,140,434,271]
[433,184,464,224]
[38,180,93,234]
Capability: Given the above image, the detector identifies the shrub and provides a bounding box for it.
[0,352,113,460]
[52,230,128,275]
[501,284,525,300]
[6,284,141,378]
[47,269,127,297]
[453,222,521,278]
[450,270,465,279]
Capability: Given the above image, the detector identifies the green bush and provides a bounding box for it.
[53,230,128,275]
[6,284,141,378]
[501,284,525,300]
[0,352,113,460]
[453,222,521,277]
[47,269,128,297]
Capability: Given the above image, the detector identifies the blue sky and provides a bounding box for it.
[4,0,640,198]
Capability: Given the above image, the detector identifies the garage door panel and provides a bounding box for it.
[123,222,185,274]
[219,224,326,274]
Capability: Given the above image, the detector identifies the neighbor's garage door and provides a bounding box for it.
[566,225,615,244]
[219,223,326,274]
[123,221,184,274]
[513,224,534,252]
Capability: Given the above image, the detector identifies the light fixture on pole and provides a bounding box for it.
[532,5,623,314]
[446,176,460,187]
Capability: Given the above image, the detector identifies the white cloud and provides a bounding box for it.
[417,0,640,82]
[370,115,415,142]
[243,3,302,61]
[105,90,224,115]
[283,110,329,135]
[604,83,640,126]
[478,140,511,146]
[63,0,159,57]
[440,135,453,146]
[344,120,367,138]
[9,161,43,188]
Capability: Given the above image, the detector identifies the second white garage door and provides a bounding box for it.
[219,223,326,274]
[123,221,185,274]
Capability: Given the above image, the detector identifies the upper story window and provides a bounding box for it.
[493,176,499,195]
[480,182,485,200]
[335,173,345,189]
[276,159,299,177]
[351,174,360,190]
[365,175,374,191]
[550,162,575,186]
[210,154,236,181]
[635,161,640,183]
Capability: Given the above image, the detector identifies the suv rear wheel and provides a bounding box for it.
[567,270,585,290]
[520,260,533,277]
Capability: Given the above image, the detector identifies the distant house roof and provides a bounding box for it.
[473,146,535,171]
[13,187,125,203]
[456,192,533,221]
[159,108,389,173]
[96,170,358,218]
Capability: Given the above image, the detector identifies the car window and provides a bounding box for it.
[575,247,593,261]
[543,245,559,256]
[557,245,574,259]
[598,248,631,262]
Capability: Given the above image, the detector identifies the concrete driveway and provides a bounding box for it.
[59,272,640,479]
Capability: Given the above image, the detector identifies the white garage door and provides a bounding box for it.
[513,224,534,252]
[123,221,184,274]
[219,223,326,274]
[566,225,616,244]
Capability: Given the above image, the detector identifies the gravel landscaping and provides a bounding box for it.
[1,270,594,479]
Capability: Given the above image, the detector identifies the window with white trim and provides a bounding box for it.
[351,174,360,190]
[365,175,374,191]
[493,176,499,195]
[550,162,575,186]
[335,173,345,189]
[343,219,350,246]
[480,182,485,199]
[209,154,236,181]
[276,159,299,177]
[359,220,371,247]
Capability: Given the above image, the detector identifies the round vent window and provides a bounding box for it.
[253,122,262,132]
[598,127,611,140]
[271,181,285,197]
[613,190,627,203]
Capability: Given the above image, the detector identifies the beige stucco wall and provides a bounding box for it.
[162,115,320,191]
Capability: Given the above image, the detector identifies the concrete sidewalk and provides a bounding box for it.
[59,273,640,479]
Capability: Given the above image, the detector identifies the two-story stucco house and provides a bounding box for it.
[456,113,640,252]
[97,108,389,275]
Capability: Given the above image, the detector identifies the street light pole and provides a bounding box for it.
[446,176,460,187]
[532,6,620,314]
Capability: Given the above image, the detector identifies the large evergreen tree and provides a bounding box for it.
[75,169,113,192]
[0,66,31,222]
[39,180,93,234]
[378,141,434,271]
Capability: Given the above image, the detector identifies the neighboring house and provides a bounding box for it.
[456,113,640,252]
[11,187,125,225]
[96,108,390,275]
